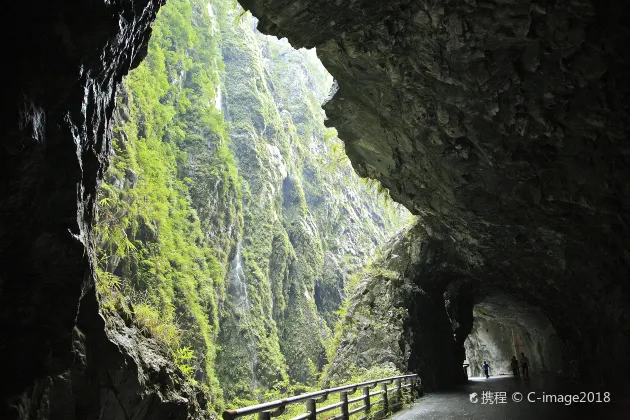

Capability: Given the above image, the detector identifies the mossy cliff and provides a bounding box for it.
[94,0,409,409]
[324,222,475,391]
[217,11,410,401]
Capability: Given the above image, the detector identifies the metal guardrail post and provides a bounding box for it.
[363,386,370,415]
[306,398,316,420]
[381,382,389,413]
[395,378,402,402]
[258,411,271,420]
[340,391,349,420]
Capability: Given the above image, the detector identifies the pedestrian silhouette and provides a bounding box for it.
[510,356,520,379]
[520,352,530,380]
[482,360,490,379]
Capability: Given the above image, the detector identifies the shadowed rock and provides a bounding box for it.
[0,0,210,417]
[238,0,630,387]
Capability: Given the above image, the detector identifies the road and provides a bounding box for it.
[391,375,629,420]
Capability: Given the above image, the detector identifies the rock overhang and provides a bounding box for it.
[238,0,630,383]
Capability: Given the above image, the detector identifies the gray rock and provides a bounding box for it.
[240,0,630,386]
[0,0,211,417]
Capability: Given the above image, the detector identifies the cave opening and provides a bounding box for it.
[3,0,630,417]
[88,0,413,409]
[463,294,563,380]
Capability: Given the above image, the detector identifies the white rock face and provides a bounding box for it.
[464,298,564,378]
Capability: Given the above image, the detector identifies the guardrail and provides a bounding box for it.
[222,374,421,420]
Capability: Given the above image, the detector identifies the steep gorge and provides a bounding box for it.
[94,0,409,409]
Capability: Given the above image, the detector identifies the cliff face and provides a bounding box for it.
[325,223,474,390]
[94,0,409,408]
[217,11,409,399]
[238,0,630,387]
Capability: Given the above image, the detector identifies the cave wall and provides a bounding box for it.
[0,0,209,417]
[17,292,209,419]
[239,0,630,386]
[465,317,516,377]
[464,312,563,378]
[464,297,564,378]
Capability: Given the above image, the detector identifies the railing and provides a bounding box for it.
[222,374,421,420]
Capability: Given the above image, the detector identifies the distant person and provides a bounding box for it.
[520,352,530,380]
[510,356,520,378]
[482,360,490,379]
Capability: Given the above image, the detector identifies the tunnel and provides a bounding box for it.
[325,217,629,394]
[463,294,564,379]
[2,0,630,418]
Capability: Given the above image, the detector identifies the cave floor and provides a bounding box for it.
[391,375,629,420]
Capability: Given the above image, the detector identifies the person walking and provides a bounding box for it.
[520,352,530,380]
[510,356,520,379]
[482,360,490,379]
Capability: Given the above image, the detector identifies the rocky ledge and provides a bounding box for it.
[18,291,209,419]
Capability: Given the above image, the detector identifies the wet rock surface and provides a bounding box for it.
[239,0,630,386]
[0,0,208,417]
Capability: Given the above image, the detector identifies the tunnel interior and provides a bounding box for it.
[464,293,564,378]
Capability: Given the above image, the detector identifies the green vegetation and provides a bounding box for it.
[94,0,411,414]
[226,363,409,420]
[95,0,237,410]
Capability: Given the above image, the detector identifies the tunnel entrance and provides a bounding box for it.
[463,294,563,379]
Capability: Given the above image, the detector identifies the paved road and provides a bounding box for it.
[392,375,629,420]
